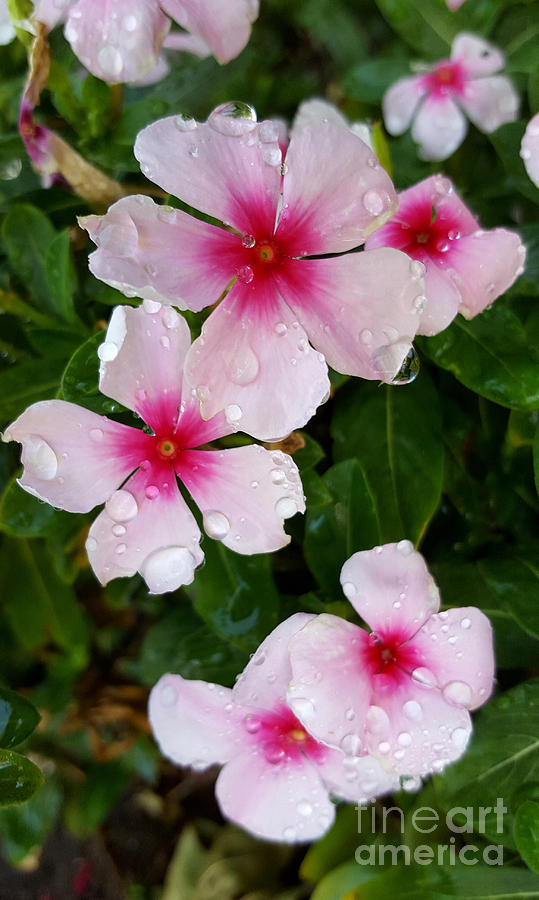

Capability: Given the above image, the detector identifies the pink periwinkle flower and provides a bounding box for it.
[521,113,539,189]
[2,303,305,594]
[446,0,467,9]
[287,542,495,779]
[365,175,526,335]
[149,614,399,843]
[32,0,259,84]
[383,33,519,160]
[82,102,427,441]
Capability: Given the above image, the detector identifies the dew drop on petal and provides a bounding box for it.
[275,497,297,519]
[98,341,119,362]
[258,120,279,143]
[442,680,473,708]
[162,307,179,329]
[174,113,197,132]
[265,745,285,764]
[89,428,104,442]
[397,731,412,747]
[451,727,470,751]
[97,45,124,78]
[160,683,177,707]
[363,189,386,216]
[112,524,126,537]
[115,543,127,555]
[401,775,422,792]
[236,265,254,284]
[225,404,242,425]
[105,489,138,522]
[359,328,373,344]
[261,145,282,167]
[143,298,161,314]
[203,510,231,540]
[403,700,423,722]
[22,436,58,480]
[366,705,390,734]
[271,468,286,485]
[390,346,420,385]
[86,536,97,553]
[243,714,261,734]
[410,259,426,280]
[460,617,471,630]
[342,581,357,598]
[297,800,313,817]
[289,697,315,720]
[228,345,259,384]
[341,733,362,756]
[142,546,196,593]
[208,101,257,136]
[145,485,160,500]
[378,741,391,754]
[396,539,414,556]
[411,667,437,688]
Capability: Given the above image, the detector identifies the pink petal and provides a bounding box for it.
[276,250,423,382]
[450,228,526,318]
[33,0,73,29]
[521,113,539,188]
[367,683,472,776]
[134,118,281,236]
[0,0,15,43]
[292,98,351,133]
[81,196,235,312]
[287,614,372,751]
[451,33,505,77]
[177,445,305,554]
[215,747,336,843]
[340,543,440,641]
[460,75,519,133]
[63,0,170,84]
[149,674,244,768]
[409,607,495,711]
[418,263,462,336]
[162,31,211,57]
[447,0,466,8]
[233,613,315,710]
[130,54,170,86]
[411,94,468,160]
[87,467,203,592]
[277,122,397,256]
[2,399,151,513]
[98,304,189,434]
[383,76,427,135]
[183,282,330,441]
[318,750,400,803]
[161,0,259,64]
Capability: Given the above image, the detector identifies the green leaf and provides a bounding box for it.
[304,460,379,598]
[479,554,539,641]
[0,748,43,807]
[0,357,65,424]
[489,123,539,205]
[1,204,56,311]
[373,0,454,57]
[64,762,130,835]
[60,331,128,416]
[0,474,57,537]
[332,372,444,544]
[419,306,539,411]
[534,426,539,497]
[192,540,279,652]
[45,229,78,323]
[0,688,40,750]
[343,58,410,104]
[515,800,539,874]
[0,777,62,863]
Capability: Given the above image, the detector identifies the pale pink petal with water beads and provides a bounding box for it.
[161,0,259,64]
[33,0,74,30]
[449,228,526,318]
[521,113,539,188]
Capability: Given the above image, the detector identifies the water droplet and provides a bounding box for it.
[208,101,257,137]
[203,510,231,540]
[451,727,469,750]
[244,714,261,734]
[106,489,138,522]
[98,341,119,362]
[403,699,423,721]
[434,176,452,195]
[413,294,426,312]
[345,707,355,721]
[97,45,124,78]
[22,436,58,480]
[378,741,390,754]
[275,497,297,519]
[143,298,161,314]
[225,404,242,425]
[401,775,422,792]
[280,162,289,176]
[390,346,420,385]
[265,745,285,764]
[297,800,313,817]
[289,697,315,720]
[442,680,473,708]
[396,539,413,556]
[142,546,196,593]
[0,158,22,181]
[282,826,296,841]
[250,480,258,488]
[115,543,127,555]
[271,451,285,464]
[242,233,256,248]
[253,651,266,666]
[397,731,412,747]
[112,524,126,537]
[366,705,390,734]
[460,617,471,630]
[85,536,97,553]
[411,667,437,687]
[228,345,259,384]
[271,468,286,485]
[359,328,373,344]
[363,190,386,216]
[274,321,287,336]
[410,259,425,280]
[162,307,178,329]
[261,145,282,167]
[145,485,160,500]
[160,335,170,350]
[160,684,176,707]
[174,113,197,132]
[236,265,254,284]
[258,120,279,143]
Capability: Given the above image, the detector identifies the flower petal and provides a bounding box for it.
[411,94,467,160]
[460,75,519,133]
[64,0,170,84]
[81,195,236,311]
[134,118,281,235]
[86,467,203,592]
[215,747,335,843]
[162,31,211,58]
[184,281,330,441]
[287,614,372,751]
[275,250,423,382]
[410,607,495,710]
[340,543,440,641]
[149,673,244,768]
[318,750,400,803]
[451,33,505,77]
[33,0,73,29]
[0,0,15,43]
[98,304,189,434]
[383,75,427,135]
[177,444,305,554]
[277,121,397,255]
[2,399,151,513]
[521,113,539,188]
[418,263,462,336]
[161,0,259,64]
[450,228,526,319]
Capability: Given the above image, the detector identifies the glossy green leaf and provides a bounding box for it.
[310,861,378,900]
[343,57,410,103]
[489,123,539,205]
[0,778,62,864]
[60,331,128,416]
[373,0,454,57]
[1,204,55,311]
[45,229,78,323]
[0,474,58,537]
[0,748,43,807]
[332,372,444,544]
[419,306,539,411]
[515,800,539,874]
[0,687,39,750]
[64,762,130,835]
[0,357,65,424]
[535,426,539,497]
[479,553,539,640]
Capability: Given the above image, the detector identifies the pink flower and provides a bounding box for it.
[287,542,495,778]
[383,33,519,160]
[365,175,526,335]
[32,0,259,84]
[0,0,15,44]
[149,614,399,843]
[2,303,305,594]
[446,0,466,9]
[521,113,539,189]
[82,104,426,440]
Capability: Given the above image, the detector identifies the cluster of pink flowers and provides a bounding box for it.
[150,544,495,842]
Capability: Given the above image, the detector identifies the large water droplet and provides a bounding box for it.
[396,539,414,556]
[342,581,357,598]
[236,265,254,284]
[174,113,197,132]
[289,696,315,720]
[460,617,471,630]
[390,346,420,385]
[366,705,390,734]
[208,101,257,137]
[97,45,124,78]
[341,733,362,755]
[265,745,285,765]
[411,667,437,688]
[106,489,138,522]
[145,485,160,500]
[271,468,286,485]
[22,436,58,480]
[203,510,231,540]
[397,731,412,747]
[225,404,242,425]
[98,341,119,362]
[401,775,422,792]
[228,345,259,385]
[403,699,423,722]
[363,190,386,216]
[261,145,282,167]
[258,120,280,143]
[242,233,256,249]
[296,800,313,817]
[142,546,196,593]
[244,714,261,734]
[442,680,473,708]
[142,298,161,314]
[275,497,297,519]
[85,535,97,553]
[451,726,469,750]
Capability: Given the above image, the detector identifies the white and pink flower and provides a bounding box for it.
[32,0,259,83]
[365,175,526,335]
[287,542,495,778]
[149,614,399,843]
[521,113,539,189]
[0,0,15,44]
[2,303,305,594]
[82,103,426,441]
[383,33,519,160]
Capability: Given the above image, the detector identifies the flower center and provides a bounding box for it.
[423,60,466,97]
[257,242,277,263]
[243,706,325,766]
[156,437,178,460]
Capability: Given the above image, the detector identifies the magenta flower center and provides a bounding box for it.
[235,233,284,284]
[243,704,326,766]
[422,60,467,97]
[391,201,463,264]
[363,631,421,688]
